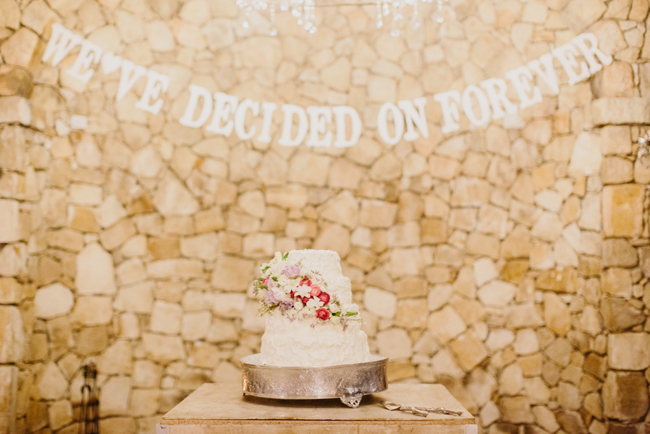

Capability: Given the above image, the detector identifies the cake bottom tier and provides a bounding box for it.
[260,314,371,367]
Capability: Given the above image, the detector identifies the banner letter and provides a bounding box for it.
[179,85,213,128]
[65,40,103,83]
[377,102,404,146]
[42,23,82,67]
[279,104,308,146]
[332,106,362,148]
[433,91,462,134]
[257,102,277,143]
[207,93,239,136]
[480,78,518,121]
[505,66,543,109]
[306,106,332,147]
[235,99,260,140]
[397,97,429,141]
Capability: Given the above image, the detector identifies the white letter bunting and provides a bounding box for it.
[43,23,611,147]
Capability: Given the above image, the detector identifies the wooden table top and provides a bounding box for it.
[161,383,476,426]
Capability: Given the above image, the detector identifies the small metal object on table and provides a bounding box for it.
[157,383,478,434]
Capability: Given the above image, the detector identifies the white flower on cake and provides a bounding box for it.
[253,251,360,325]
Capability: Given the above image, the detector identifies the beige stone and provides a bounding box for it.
[142,333,185,362]
[288,152,331,187]
[99,376,131,417]
[428,155,460,180]
[428,306,466,344]
[602,267,632,297]
[603,185,644,237]
[544,292,571,336]
[500,396,534,423]
[207,317,238,342]
[153,173,199,216]
[376,328,412,359]
[34,283,73,319]
[388,248,422,277]
[0,96,31,125]
[212,256,254,291]
[450,177,490,207]
[603,371,649,420]
[608,333,650,370]
[327,159,365,190]
[314,224,350,257]
[370,153,402,181]
[601,156,633,184]
[72,296,112,325]
[592,97,650,125]
[600,125,632,157]
[363,287,397,319]
[203,19,234,51]
[499,363,524,395]
[48,400,73,431]
[449,332,488,371]
[478,280,516,307]
[1,28,39,68]
[37,362,67,400]
[181,311,211,341]
[181,233,218,261]
[0,199,20,243]
[76,243,116,295]
[359,200,398,228]
[321,191,359,228]
[150,301,182,334]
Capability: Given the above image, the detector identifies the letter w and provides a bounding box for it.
[42,23,82,67]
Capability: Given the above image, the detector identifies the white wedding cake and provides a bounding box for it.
[255,250,371,367]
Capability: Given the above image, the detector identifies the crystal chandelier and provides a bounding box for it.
[236,0,453,36]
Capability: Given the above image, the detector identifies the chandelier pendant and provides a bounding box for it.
[236,0,453,36]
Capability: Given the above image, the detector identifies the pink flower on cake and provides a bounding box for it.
[282,264,301,277]
[316,308,330,320]
[309,285,322,297]
[318,292,330,304]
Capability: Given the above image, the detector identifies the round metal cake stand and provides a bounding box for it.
[240,354,388,408]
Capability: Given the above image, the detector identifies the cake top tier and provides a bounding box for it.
[287,250,352,303]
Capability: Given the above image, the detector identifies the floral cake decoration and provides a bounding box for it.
[253,252,359,325]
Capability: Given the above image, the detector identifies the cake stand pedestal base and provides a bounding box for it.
[157,383,478,434]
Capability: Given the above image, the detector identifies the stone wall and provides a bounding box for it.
[1,0,650,432]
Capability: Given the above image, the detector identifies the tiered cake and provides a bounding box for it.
[255,250,371,367]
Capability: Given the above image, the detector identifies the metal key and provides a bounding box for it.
[415,406,463,416]
[383,401,463,417]
[383,401,428,417]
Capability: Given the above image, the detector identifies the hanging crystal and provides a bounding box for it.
[411,0,420,29]
[269,4,278,36]
[390,0,404,37]
[376,0,383,28]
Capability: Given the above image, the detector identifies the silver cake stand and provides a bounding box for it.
[240,354,388,408]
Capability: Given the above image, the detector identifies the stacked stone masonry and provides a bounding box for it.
[0,0,649,433]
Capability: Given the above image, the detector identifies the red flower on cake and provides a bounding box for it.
[309,285,322,297]
[301,296,310,305]
[300,278,312,286]
[262,278,269,285]
[318,292,330,304]
[316,308,330,320]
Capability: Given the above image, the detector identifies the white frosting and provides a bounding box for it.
[260,249,371,367]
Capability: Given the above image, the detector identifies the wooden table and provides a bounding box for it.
[157,383,477,433]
